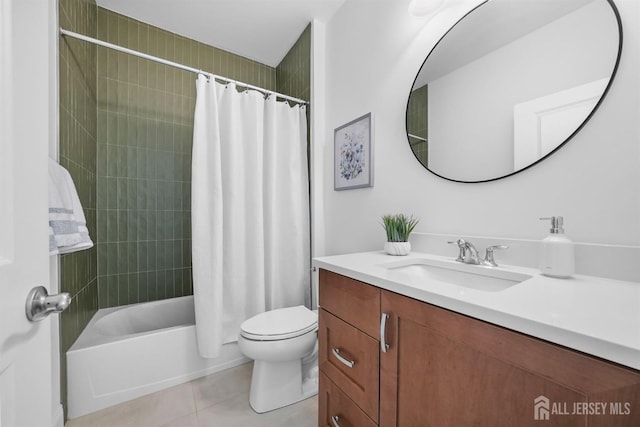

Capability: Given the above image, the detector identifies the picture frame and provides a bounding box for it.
[334,112,374,190]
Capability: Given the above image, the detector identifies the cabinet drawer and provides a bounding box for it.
[319,371,377,427]
[319,309,379,422]
[319,269,381,338]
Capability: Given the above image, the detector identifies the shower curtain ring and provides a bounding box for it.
[198,70,210,82]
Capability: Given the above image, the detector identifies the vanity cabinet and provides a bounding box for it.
[380,290,640,426]
[318,268,640,427]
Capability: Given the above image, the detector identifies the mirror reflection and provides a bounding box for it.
[407,0,621,182]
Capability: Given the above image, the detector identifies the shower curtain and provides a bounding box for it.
[191,75,310,358]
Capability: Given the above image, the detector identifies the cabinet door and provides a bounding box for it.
[379,290,640,427]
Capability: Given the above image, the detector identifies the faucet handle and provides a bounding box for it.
[448,239,466,262]
[483,245,508,267]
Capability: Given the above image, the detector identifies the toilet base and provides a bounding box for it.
[249,359,318,413]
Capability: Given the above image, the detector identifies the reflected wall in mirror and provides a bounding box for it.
[406,0,622,183]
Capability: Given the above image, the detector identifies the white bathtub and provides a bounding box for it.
[66,296,247,419]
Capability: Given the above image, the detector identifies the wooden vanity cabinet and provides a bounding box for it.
[319,269,640,427]
[380,290,640,426]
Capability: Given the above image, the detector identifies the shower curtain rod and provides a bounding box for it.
[60,28,309,105]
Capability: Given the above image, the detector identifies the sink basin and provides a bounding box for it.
[383,258,532,292]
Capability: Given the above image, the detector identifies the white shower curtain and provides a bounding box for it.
[191,75,310,358]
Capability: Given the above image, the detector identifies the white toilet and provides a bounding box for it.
[237,305,319,413]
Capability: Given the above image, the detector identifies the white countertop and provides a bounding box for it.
[313,251,640,371]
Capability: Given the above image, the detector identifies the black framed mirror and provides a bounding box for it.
[406,0,622,183]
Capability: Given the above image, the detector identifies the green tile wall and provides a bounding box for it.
[407,84,428,166]
[276,24,311,102]
[58,0,98,418]
[96,8,277,308]
[276,23,311,181]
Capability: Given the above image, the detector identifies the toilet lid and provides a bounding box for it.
[240,306,318,341]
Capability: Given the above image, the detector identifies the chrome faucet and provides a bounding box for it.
[448,239,480,264]
[483,244,508,267]
[448,239,508,267]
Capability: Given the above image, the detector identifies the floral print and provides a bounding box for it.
[338,130,365,181]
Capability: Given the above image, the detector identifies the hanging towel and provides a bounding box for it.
[48,158,94,255]
[49,225,58,255]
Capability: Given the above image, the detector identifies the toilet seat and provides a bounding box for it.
[240,306,317,341]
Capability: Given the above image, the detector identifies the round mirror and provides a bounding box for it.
[406,0,622,183]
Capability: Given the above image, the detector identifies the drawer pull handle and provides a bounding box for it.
[331,415,341,427]
[332,348,355,368]
[381,312,390,353]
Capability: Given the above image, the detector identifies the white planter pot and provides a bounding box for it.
[384,241,411,256]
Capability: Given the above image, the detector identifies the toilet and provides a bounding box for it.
[237,305,319,413]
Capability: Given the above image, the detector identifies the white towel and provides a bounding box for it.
[49,159,94,255]
[49,225,59,255]
[58,168,93,254]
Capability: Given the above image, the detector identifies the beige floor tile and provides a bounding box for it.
[197,391,318,427]
[141,381,196,426]
[265,396,318,427]
[191,362,253,411]
[65,381,195,427]
[65,405,141,427]
[65,394,154,427]
[159,412,199,427]
[267,396,318,427]
[196,391,272,427]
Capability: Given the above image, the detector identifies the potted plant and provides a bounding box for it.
[381,214,419,256]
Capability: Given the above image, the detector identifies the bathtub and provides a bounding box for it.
[66,296,247,419]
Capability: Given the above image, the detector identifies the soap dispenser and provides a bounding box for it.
[539,216,574,278]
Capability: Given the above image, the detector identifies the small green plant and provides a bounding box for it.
[381,214,419,242]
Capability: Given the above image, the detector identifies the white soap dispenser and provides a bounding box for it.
[539,216,574,278]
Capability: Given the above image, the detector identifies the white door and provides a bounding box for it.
[513,78,608,170]
[0,0,59,426]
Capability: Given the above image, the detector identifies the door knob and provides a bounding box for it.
[25,286,71,321]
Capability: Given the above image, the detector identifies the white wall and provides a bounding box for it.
[317,0,639,278]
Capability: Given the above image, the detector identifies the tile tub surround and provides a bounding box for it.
[59,0,99,418]
[313,251,640,371]
[95,8,278,308]
[65,363,318,427]
[94,9,312,309]
[276,23,311,103]
[59,0,99,337]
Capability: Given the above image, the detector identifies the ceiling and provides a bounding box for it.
[96,0,346,67]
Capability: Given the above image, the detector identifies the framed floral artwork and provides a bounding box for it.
[334,112,373,190]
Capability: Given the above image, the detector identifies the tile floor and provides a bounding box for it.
[65,363,318,427]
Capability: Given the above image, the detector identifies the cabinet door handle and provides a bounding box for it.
[380,312,390,353]
[331,348,355,368]
[331,415,341,427]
